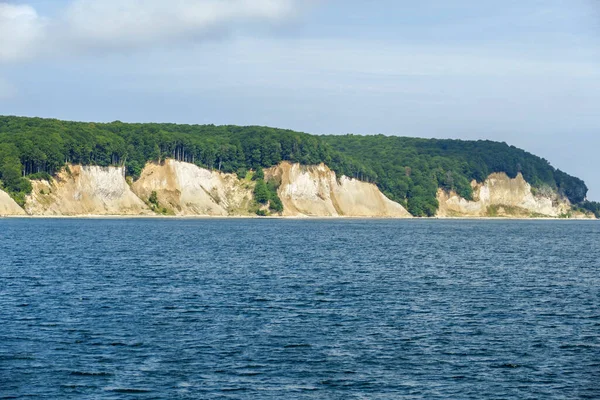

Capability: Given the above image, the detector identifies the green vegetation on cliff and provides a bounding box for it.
[579,201,600,218]
[252,169,283,215]
[0,116,592,216]
[0,143,32,206]
[321,135,589,216]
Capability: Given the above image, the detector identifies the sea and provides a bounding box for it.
[1,218,599,399]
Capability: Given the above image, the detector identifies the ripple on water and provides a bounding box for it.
[104,387,153,393]
[69,371,114,377]
[0,219,599,399]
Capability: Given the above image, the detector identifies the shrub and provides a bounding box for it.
[269,196,283,213]
[149,191,159,206]
[236,167,248,180]
[266,180,283,212]
[28,172,52,181]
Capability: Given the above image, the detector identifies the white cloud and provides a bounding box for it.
[0,0,299,62]
[63,0,298,48]
[0,3,45,62]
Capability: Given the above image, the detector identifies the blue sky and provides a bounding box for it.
[1,0,599,199]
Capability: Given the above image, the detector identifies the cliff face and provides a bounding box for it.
[436,172,579,218]
[25,165,150,216]
[131,160,253,216]
[18,161,590,218]
[0,189,26,216]
[131,160,410,217]
[265,162,412,217]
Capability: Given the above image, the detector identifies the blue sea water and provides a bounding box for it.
[0,218,599,399]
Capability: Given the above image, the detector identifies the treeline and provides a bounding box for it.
[0,116,343,178]
[0,116,593,216]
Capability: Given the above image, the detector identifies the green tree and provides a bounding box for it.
[236,167,248,180]
[269,195,283,213]
[253,166,264,181]
[253,179,269,204]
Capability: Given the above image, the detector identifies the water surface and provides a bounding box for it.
[1,219,599,399]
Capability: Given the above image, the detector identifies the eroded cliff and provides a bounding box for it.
[436,172,588,218]
[19,161,591,218]
[0,189,26,216]
[26,165,150,216]
[265,162,412,217]
[131,160,254,216]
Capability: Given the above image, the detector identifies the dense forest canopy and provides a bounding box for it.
[321,135,590,216]
[0,116,595,216]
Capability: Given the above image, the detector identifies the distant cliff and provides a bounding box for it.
[131,160,253,216]
[11,161,410,217]
[25,165,149,216]
[265,162,411,217]
[0,160,594,218]
[436,173,591,218]
[0,116,597,217]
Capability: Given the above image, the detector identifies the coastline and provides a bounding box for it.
[1,214,596,221]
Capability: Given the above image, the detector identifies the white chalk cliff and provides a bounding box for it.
[436,172,586,218]
[19,161,591,218]
[25,165,150,216]
[131,160,253,216]
[265,162,412,217]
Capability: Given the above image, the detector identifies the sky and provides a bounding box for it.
[1,0,599,199]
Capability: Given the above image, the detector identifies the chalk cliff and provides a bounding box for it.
[130,160,410,217]
[436,172,587,218]
[20,161,592,218]
[131,160,253,216]
[25,165,150,216]
[265,162,412,217]
[0,189,26,216]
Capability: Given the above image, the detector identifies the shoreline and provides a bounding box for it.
[1,214,596,221]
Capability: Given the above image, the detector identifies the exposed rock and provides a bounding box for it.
[0,189,26,216]
[436,172,574,218]
[25,165,150,216]
[21,161,590,218]
[265,162,411,217]
[131,160,254,216]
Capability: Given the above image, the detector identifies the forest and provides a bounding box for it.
[321,135,591,216]
[0,116,597,216]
